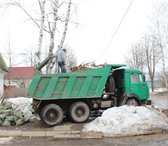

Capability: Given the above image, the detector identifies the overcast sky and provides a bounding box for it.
[0,0,163,66]
[68,0,155,64]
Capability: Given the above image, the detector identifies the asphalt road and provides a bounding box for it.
[1,134,168,146]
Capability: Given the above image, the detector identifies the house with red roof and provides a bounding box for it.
[4,66,35,97]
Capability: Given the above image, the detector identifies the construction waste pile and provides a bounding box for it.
[70,62,106,72]
[0,97,32,126]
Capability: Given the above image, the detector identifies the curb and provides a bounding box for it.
[0,130,80,137]
[0,130,103,139]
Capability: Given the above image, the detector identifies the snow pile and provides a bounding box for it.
[83,106,168,137]
[6,97,33,121]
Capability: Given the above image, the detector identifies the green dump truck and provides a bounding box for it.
[27,57,149,126]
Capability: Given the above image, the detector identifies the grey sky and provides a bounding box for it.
[0,0,159,66]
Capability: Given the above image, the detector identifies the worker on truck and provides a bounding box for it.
[55,48,67,73]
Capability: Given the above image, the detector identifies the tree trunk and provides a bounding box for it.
[150,77,154,92]
[159,43,168,90]
[46,0,59,73]
[48,0,58,56]
[58,0,72,51]
[54,0,72,73]
[37,0,45,66]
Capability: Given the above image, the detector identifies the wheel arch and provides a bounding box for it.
[120,94,142,106]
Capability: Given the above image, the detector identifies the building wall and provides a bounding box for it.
[0,73,4,97]
[4,79,32,98]
[4,79,32,88]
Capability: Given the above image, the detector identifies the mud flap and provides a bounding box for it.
[147,100,152,105]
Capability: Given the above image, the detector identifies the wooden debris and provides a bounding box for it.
[70,62,106,72]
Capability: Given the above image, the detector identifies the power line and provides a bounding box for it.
[96,0,134,61]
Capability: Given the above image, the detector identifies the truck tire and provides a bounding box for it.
[69,101,90,123]
[125,98,139,106]
[40,104,63,126]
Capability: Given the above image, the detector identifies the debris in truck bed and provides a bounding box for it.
[70,62,106,71]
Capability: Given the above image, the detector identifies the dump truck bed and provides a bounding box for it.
[27,64,125,100]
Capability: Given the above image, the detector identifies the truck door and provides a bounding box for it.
[130,73,148,100]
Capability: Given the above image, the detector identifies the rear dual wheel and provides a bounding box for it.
[40,104,63,126]
[69,101,90,123]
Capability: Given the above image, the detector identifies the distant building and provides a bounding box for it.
[4,66,35,97]
[0,53,9,97]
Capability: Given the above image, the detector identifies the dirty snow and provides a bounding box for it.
[0,137,13,144]
[152,100,168,109]
[5,97,33,121]
[83,106,168,137]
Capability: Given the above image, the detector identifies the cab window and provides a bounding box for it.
[131,74,143,83]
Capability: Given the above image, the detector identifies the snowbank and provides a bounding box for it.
[82,106,168,137]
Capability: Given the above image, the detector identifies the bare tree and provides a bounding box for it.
[48,0,58,57]
[125,3,168,92]
[45,0,59,72]
[126,34,161,92]
[36,0,46,65]
[1,0,78,75]
[150,3,168,90]
[2,32,24,67]
[125,43,145,72]
[142,34,161,92]
[9,0,74,71]
[21,47,36,66]
[58,0,71,51]
[5,0,46,66]
[48,0,72,73]
[54,0,72,73]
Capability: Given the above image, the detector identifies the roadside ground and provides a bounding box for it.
[0,93,168,139]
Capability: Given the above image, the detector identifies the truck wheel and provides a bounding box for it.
[40,104,63,126]
[69,101,90,123]
[125,98,139,106]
